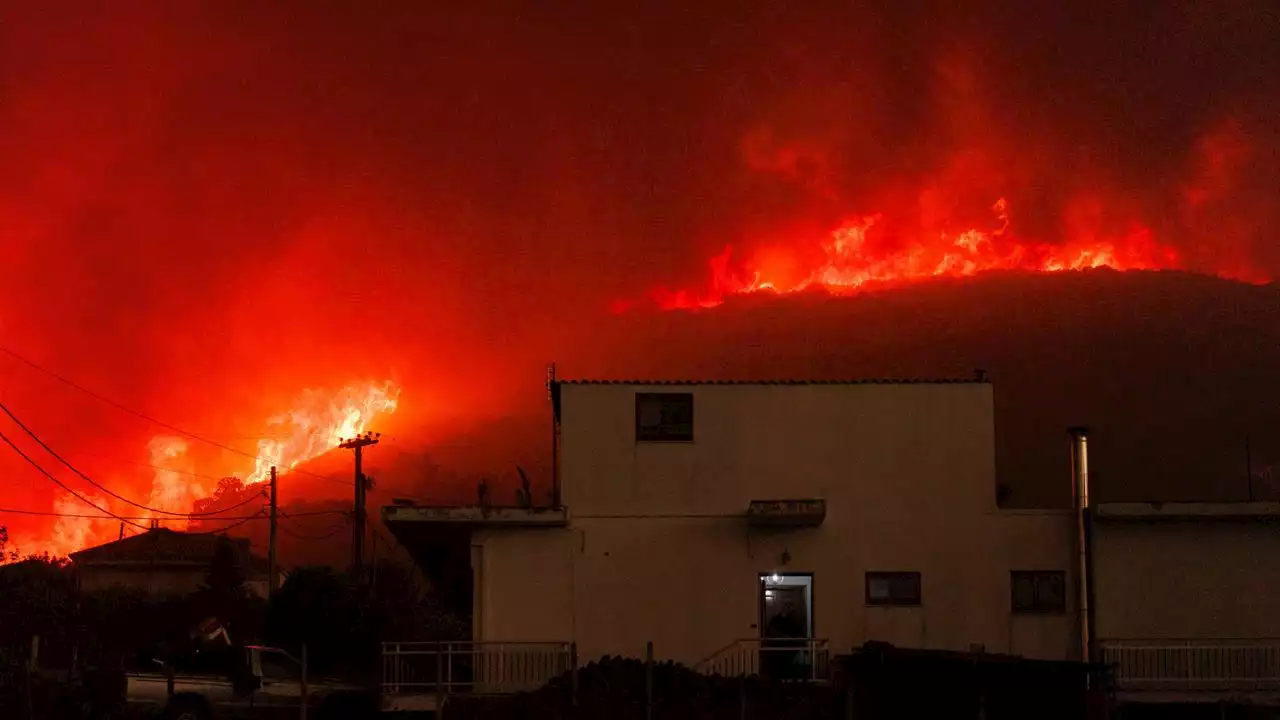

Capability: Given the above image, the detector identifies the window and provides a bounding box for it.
[865,571,921,606]
[1011,571,1066,614]
[635,393,694,442]
[258,650,302,682]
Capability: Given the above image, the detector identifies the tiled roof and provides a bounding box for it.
[556,375,990,386]
[70,529,267,574]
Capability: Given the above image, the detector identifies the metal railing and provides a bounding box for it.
[695,638,831,682]
[1102,638,1280,693]
[382,641,573,697]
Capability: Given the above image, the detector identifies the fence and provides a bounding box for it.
[1102,638,1280,694]
[382,640,574,697]
[696,638,831,682]
[418,640,842,720]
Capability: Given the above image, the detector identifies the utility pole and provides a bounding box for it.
[340,432,380,578]
[268,466,278,599]
[1246,435,1255,502]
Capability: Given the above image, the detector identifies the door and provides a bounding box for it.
[759,573,814,679]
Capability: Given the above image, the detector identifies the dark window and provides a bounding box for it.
[865,571,921,606]
[635,393,694,442]
[1011,571,1066,614]
[258,650,302,682]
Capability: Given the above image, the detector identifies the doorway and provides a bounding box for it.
[759,573,814,679]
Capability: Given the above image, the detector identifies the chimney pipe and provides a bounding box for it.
[1069,427,1095,664]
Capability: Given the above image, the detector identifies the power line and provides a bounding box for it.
[0,342,353,486]
[0,429,150,530]
[0,400,267,517]
[0,507,266,521]
[279,509,350,519]
[279,522,348,541]
[183,512,268,535]
[279,509,348,531]
[72,450,241,485]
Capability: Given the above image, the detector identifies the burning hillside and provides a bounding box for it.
[3,3,1279,558]
[10,381,399,559]
[631,202,1273,312]
[617,115,1275,312]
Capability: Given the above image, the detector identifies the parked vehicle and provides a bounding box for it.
[88,644,375,719]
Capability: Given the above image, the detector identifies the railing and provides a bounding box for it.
[695,638,830,682]
[382,641,573,697]
[1102,638,1280,693]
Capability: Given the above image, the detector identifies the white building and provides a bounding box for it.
[385,376,1084,674]
[1093,501,1280,705]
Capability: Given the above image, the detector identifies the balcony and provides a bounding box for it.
[1101,639,1280,702]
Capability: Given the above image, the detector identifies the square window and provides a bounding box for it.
[865,571,921,606]
[635,393,694,442]
[1010,571,1067,614]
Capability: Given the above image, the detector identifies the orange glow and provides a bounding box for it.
[143,436,206,531]
[246,381,400,486]
[636,196,1262,311]
[7,381,400,560]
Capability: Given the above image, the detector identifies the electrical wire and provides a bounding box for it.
[278,522,348,541]
[277,509,350,518]
[279,508,348,529]
[0,428,150,530]
[71,450,241,485]
[183,512,268,535]
[0,506,267,521]
[0,342,354,486]
[276,508,351,539]
[0,400,269,517]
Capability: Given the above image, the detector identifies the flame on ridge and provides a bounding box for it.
[6,381,400,560]
[627,196,1265,312]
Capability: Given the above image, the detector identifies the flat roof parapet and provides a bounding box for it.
[1094,501,1280,521]
[381,505,570,528]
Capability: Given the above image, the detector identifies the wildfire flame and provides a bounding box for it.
[7,381,400,560]
[246,381,400,486]
[626,196,1266,311]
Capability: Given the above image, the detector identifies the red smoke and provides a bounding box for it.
[620,33,1276,310]
[2,2,1279,556]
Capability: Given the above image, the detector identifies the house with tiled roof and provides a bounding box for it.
[70,528,273,599]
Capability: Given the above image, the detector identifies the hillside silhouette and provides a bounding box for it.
[546,270,1280,508]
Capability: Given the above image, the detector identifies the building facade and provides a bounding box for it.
[70,528,272,599]
[390,378,1084,669]
[1093,501,1280,704]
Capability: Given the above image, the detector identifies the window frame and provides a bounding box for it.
[634,392,695,443]
[864,571,922,607]
[257,649,303,682]
[1010,570,1067,615]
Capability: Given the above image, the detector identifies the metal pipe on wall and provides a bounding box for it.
[1069,427,1094,664]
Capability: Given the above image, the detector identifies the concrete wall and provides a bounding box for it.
[472,382,1079,665]
[79,565,272,599]
[1093,519,1280,640]
[78,566,206,598]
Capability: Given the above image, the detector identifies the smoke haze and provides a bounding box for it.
[1,1,1277,549]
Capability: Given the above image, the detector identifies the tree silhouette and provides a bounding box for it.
[203,537,246,596]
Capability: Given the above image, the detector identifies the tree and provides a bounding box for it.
[0,525,7,562]
[192,477,251,516]
[203,536,247,598]
[266,566,361,675]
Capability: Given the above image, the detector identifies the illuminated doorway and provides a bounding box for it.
[759,572,814,679]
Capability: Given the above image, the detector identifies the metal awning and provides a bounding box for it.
[746,499,826,528]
